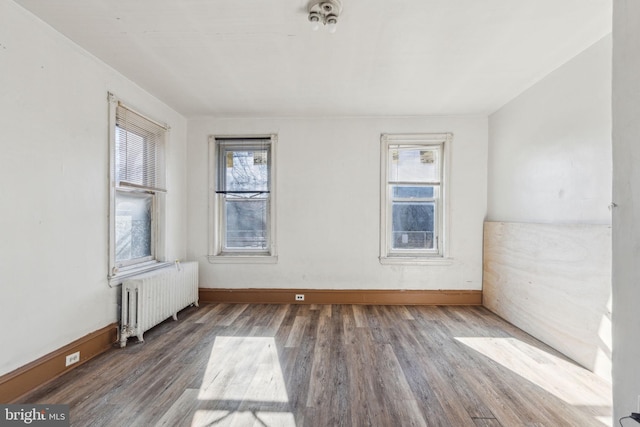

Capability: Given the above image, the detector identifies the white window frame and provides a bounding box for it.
[107,93,170,285]
[208,135,277,263]
[380,133,452,265]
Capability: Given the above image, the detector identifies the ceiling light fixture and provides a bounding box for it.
[308,0,342,33]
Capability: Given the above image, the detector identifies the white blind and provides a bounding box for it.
[115,104,167,192]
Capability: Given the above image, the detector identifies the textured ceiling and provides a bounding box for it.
[15,0,611,117]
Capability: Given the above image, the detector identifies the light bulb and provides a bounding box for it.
[327,16,337,33]
[308,12,321,31]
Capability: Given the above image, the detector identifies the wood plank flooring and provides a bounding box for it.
[22,304,612,426]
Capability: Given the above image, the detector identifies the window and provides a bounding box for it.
[209,136,277,261]
[380,133,451,263]
[108,93,169,283]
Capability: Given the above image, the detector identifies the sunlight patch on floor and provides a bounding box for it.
[199,336,289,402]
[191,410,296,427]
[191,336,295,426]
[455,336,611,425]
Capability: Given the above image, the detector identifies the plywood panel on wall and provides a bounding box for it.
[483,221,611,380]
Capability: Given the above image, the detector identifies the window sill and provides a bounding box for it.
[379,256,453,266]
[108,261,173,287]
[207,254,278,264]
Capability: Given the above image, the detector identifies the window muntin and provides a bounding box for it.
[381,134,450,260]
[108,93,168,281]
[211,137,275,257]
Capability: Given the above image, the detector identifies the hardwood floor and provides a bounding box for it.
[22,304,611,426]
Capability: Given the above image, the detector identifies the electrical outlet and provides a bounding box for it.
[65,351,80,367]
[295,294,304,301]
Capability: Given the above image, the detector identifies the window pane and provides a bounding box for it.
[225,150,269,192]
[389,147,439,183]
[225,199,268,249]
[116,126,144,184]
[393,186,434,199]
[115,125,161,189]
[392,202,435,249]
[115,192,152,262]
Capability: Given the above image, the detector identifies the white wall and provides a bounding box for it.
[187,116,487,290]
[612,0,640,421]
[485,35,612,381]
[488,35,612,224]
[0,0,188,376]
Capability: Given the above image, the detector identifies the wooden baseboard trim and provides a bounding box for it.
[199,288,482,306]
[0,323,118,403]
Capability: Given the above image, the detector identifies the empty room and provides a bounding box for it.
[2,0,639,426]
